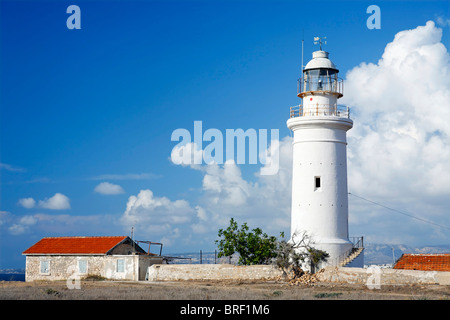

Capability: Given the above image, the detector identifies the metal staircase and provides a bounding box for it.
[332,237,364,267]
[339,247,364,267]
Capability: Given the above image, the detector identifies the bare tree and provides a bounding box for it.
[274,231,329,277]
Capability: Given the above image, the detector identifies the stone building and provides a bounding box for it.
[22,236,164,281]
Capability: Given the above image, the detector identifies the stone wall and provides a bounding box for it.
[317,266,450,286]
[146,264,284,281]
[146,264,450,286]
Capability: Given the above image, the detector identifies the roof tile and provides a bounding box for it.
[22,236,128,255]
[393,254,450,271]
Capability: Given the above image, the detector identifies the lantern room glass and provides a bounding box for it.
[303,68,338,92]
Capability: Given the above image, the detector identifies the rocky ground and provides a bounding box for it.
[0,278,448,300]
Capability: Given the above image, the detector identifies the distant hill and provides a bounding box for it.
[0,268,25,274]
[363,243,450,265]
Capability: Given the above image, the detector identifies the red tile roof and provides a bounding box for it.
[393,254,450,272]
[22,236,128,255]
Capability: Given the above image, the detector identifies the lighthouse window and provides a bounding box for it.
[315,176,321,190]
[303,69,338,92]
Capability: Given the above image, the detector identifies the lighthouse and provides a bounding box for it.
[287,38,363,268]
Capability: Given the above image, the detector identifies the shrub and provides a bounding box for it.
[215,218,279,265]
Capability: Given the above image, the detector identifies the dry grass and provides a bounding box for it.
[0,279,449,300]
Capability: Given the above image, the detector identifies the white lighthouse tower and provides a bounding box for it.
[287,37,363,268]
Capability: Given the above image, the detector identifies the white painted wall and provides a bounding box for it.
[287,110,353,267]
[303,93,338,116]
[146,264,283,281]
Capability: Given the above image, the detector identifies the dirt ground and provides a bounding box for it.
[0,279,449,300]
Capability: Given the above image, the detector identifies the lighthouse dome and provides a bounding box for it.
[304,51,338,71]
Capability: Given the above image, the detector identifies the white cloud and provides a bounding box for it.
[94,182,125,195]
[168,137,293,242]
[0,211,11,226]
[436,16,450,28]
[0,162,25,172]
[201,160,252,207]
[170,141,204,169]
[5,212,116,236]
[18,197,36,209]
[116,22,450,249]
[18,193,71,210]
[120,189,195,239]
[8,215,37,235]
[38,193,71,210]
[342,21,450,244]
[120,137,292,246]
[344,21,450,197]
[90,173,159,180]
[19,215,37,225]
[195,205,208,221]
[8,224,27,235]
[161,21,450,248]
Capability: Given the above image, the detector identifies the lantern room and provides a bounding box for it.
[298,50,343,98]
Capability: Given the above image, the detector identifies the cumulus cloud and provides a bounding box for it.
[170,141,204,169]
[94,182,125,195]
[19,193,71,210]
[201,160,252,207]
[38,193,71,210]
[18,197,36,209]
[120,21,449,248]
[120,189,195,239]
[342,21,450,243]
[120,136,291,247]
[344,21,450,197]
[167,137,292,242]
[8,215,37,235]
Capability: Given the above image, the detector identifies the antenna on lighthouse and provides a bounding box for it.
[314,36,327,51]
[301,29,304,71]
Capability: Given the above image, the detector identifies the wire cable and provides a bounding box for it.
[348,192,450,231]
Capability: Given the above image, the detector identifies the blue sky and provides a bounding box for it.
[1,0,449,268]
